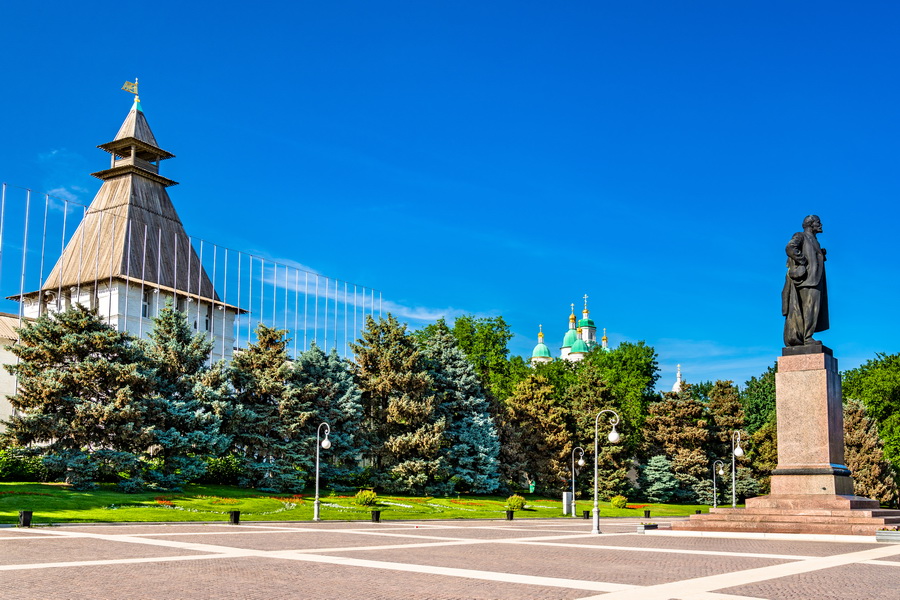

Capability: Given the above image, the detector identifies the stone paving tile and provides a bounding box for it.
[0,537,211,565]
[717,562,900,600]
[558,532,877,557]
[0,556,590,600]
[336,541,789,586]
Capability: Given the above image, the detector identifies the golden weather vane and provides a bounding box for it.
[122,78,139,100]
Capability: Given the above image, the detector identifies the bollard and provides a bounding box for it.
[371,510,381,523]
[229,510,240,525]
[582,510,590,519]
[18,511,33,528]
[643,509,651,519]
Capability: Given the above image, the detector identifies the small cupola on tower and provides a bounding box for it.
[530,325,552,366]
[560,303,578,358]
[577,293,597,348]
[672,364,683,393]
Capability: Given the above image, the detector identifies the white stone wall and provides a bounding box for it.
[0,343,17,430]
[22,281,238,363]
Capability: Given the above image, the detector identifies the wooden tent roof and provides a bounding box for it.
[114,100,159,147]
[34,102,227,306]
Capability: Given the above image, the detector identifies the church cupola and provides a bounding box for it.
[560,303,578,358]
[530,325,552,366]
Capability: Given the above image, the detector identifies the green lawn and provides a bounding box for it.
[0,482,711,525]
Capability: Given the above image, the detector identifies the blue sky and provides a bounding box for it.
[2,1,899,388]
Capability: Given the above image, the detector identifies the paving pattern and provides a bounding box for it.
[1,518,898,599]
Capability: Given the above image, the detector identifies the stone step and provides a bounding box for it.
[745,495,880,511]
[689,512,900,526]
[709,507,900,519]
[672,518,886,536]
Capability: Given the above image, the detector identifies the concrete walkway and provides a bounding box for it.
[1,518,897,599]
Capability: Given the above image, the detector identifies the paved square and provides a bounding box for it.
[1,518,898,599]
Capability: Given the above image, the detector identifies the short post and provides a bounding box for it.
[229,510,240,525]
[18,511,33,528]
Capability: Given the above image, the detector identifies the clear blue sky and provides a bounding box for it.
[2,1,898,388]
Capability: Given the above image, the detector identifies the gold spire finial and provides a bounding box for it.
[569,303,576,324]
[583,293,589,313]
[538,324,544,341]
[602,327,608,342]
[122,78,139,102]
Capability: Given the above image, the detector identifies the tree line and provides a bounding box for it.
[2,304,898,507]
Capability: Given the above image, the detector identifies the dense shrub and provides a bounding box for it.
[506,494,526,511]
[0,448,47,482]
[610,495,628,509]
[354,489,378,506]
[198,455,245,485]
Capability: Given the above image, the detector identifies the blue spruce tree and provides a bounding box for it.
[227,324,307,492]
[289,344,366,491]
[423,328,500,494]
[141,303,230,490]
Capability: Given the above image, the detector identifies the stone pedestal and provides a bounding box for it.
[673,346,900,535]
[767,349,854,496]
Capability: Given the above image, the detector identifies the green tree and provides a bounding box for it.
[742,362,777,434]
[577,341,659,451]
[2,305,153,490]
[706,380,744,462]
[505,374,568,492]
[843,352,900,468]
[565,362,631,499]
[227,324,306,492]
[644,383,709,501]
[141,303,230,490]
[352,314,445,493]
[747,416,778,493]
[292,344,367,490]
[415,315,529,403]
[424,329,500,494]
[843,398,898,505]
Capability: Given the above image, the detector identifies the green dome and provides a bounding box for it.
[531,342,551,359]
[578,318,595,328]
[570,339,589,354]
[562,329,578,348]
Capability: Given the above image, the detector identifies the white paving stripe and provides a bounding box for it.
[574,542,900,600]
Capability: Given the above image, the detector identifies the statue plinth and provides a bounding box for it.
[765,348,854,497]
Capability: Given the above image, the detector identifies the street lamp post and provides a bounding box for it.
[712,460,725,509]
[731,431,744,509]
[592,409,621,534]
[571,446,585,518]
[313,422,332,522]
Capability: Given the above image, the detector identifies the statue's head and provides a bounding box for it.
[802,215,822,231]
